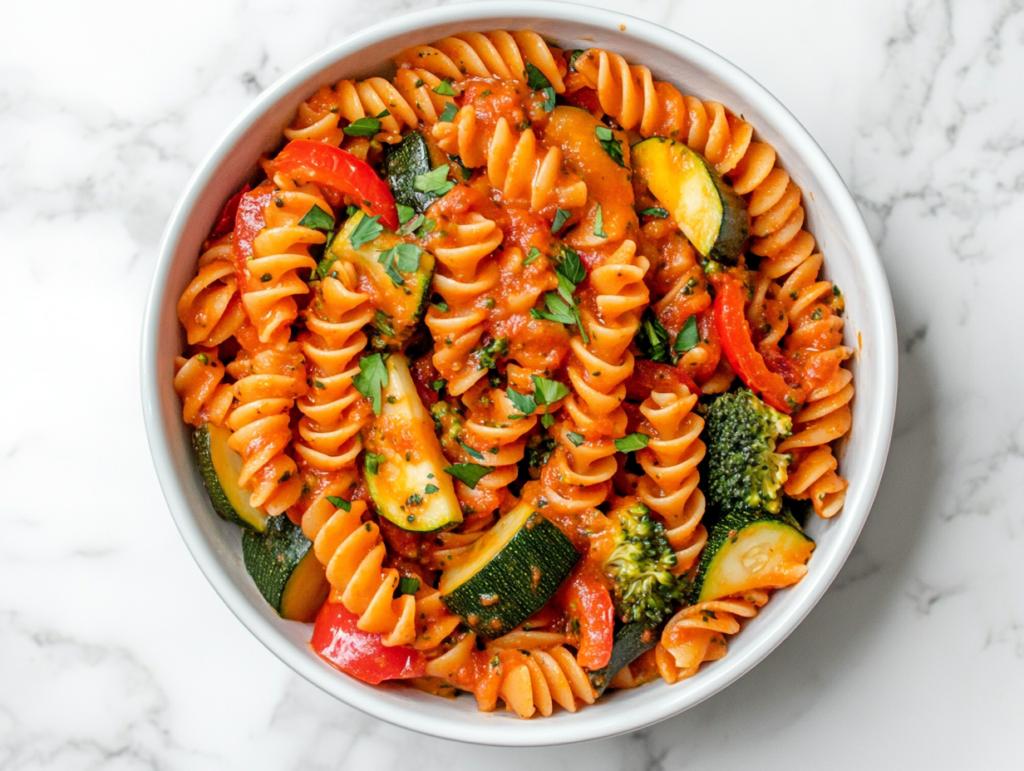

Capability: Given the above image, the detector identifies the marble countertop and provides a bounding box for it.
[2,0,1021,767]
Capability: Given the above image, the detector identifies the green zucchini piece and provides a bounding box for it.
[328,211,435,351]
[382,131,435,214]
[439,500,581,637]
[632,137,748,262]
[588,622,659,696]
[691,510,814,604]
[191,422,268,533]
[364,354,463,532]
[242,514,329,622]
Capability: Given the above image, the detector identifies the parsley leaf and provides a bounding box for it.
[396,203,416,225]
[439,102,459,123]
[532,292,576,325]
[349,214,383,250]
[541,86,556,113]
[522,247,543,266]
[394,242,422,273]
[433,79,457,96]
[365,452,386,474]
[326,496,351,512]
[614,432,650,453]
[425,484,439,495]
[674,314,700,353]
[375,109,390,119]
[541,413,555,428]
[432,300,449,313]
[507,387,537,416]
[414,166,455,197]
[532,375,570,406]
[567,432,585,447]
[525,62,551,91]
[445,463,493,489]
[376,247,405,286]
[640,207,669,219]
[343,117,382,137]
[595,125,625,167]
[551,208,571,233]
[636,309,673,364]
[352,353,389,414]
[568,49,586,72]
[298,205,335,231]
[459,440,485,461]
[593,203,607,238]
[396,576,420,596]
[556,246,585,286]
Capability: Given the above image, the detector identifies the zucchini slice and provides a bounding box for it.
[439,500,581,637]
[191,422,268,533]
[588,622,659,696]
[327,211,435,351]
[242,514,330,622]
[382,131,435,214]
[364,354,463,532]
[691,510,814,603]
[632,137,748,262]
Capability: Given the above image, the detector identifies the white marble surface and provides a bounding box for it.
[1,0,1021,767]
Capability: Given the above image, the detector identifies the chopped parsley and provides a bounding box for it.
[614,432,650,453]
[522,247,543,266]
[396,576,420,596]
[433,79,457,96]
[343,117,382,137]
[439,102,459,123]
[326,496,351,512]
[352,353,388,414]
[298,205,335,231]
[444,463,493,489]
[551,208,571,233]
[674,314,700,353]
[567,432,585,447]
[593,203,607,238]
[414,166,455,197]
[595,125,625,167]
[348,214,383,250]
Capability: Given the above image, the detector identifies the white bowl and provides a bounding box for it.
[141,0,897,747]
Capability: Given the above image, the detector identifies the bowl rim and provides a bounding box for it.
[141,0,897,747]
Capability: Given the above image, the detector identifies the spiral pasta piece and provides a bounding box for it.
[294,260,375,474]
[494,646,595,718]
[541,241,649,513]
[173,350,234,427]
[395,31,565,94]
[484,118,586,215]
[177,234,247,347]
[307,499,460,648]
[424,212,503,395]
[223,334,306,515]
[757,252,853,518]
[456,387,538,515]
[240,177,322,344]
[656,590,769,683]
[636,386,708,572]
[284,77,424,145]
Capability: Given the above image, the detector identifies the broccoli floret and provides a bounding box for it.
[603,503,685,626]
[705,388,793,519]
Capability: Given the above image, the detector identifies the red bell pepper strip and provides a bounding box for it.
[565,572,615,670]
[273,139,400,231]
[210,184,250,238]
[713,276,806,413]
[310,602,426,685]
[231,185,275,291]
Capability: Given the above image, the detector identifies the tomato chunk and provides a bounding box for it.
[565,572,615,670]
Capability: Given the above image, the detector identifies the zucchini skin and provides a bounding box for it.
[382,131,435,213]
[441,511,581,638]
[191,423,267,533]
[587,622,659,696]
[242,514,317,615]
[632,137,748,264]
[690,509,814,604]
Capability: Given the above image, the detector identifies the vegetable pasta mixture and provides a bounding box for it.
[174,31,853,718]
